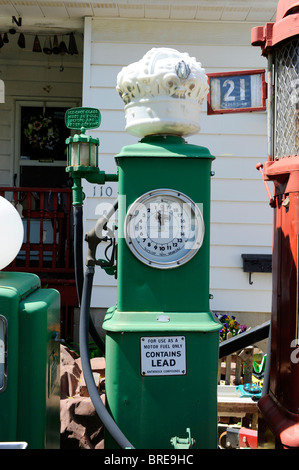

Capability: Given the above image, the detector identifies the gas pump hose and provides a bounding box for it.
[73,204,84,299]
[79,264,135,449]
[73,204,106,354]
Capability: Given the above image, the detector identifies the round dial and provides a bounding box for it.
[125,189,204,269]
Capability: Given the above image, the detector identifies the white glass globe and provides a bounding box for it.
[0,196,24,270]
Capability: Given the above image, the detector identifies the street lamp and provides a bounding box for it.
[66,127,99,169]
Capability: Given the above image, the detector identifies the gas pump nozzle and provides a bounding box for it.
[85,199,118,267]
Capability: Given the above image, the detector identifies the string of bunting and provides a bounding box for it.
[0,29,78,55]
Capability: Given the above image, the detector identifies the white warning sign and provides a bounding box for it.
[140,336,186,376]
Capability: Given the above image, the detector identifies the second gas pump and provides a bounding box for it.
[66,48,221,449]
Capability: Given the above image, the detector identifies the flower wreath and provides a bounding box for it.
[24,114,60,151]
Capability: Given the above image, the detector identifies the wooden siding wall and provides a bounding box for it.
[0,32,83,186]
[83,17,272,321]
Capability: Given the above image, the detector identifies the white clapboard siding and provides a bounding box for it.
[0,35,83,186]
[211,287,271,313]
[84,17,272,316]
[90,43,265,71]
[0,99,13,185]
[210,245,271,269]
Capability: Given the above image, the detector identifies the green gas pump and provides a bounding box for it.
[66,47,221,450]
[0,197,60,449]
[104,135,221,449]
[0,272,60,449]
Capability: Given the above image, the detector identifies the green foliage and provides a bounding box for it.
[64,339,104,358]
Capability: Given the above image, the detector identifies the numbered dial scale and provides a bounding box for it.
[125,189,204,269]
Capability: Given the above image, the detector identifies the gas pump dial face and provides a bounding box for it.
[125,189,204,269]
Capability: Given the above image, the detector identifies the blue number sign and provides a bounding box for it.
[207,70,266,115]
[219,75,251,109]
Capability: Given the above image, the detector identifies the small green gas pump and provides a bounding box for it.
[0,197,60,449]
[0,272,60,449]
[67,47,221,450]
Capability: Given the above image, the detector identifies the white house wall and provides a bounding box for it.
[83,17,272,324]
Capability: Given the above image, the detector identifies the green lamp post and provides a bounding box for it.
[65,107,118,299]
[65,107,117,205]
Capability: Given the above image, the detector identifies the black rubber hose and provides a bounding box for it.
[73,204,84,302]
[79,265,135,449]
[73,204,106,354]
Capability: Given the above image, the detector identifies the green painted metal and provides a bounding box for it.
[103,135,221,449]
[115,136,215,313]
[170,428,195,449]
[67,172,118,205]
[65,107,101,130]
[0,286,19,441]
[65,133,100,169]
[71,176,85,206]
[0,272,60,449]
[104,318,220,449]
[115,135,213,159]
[104,308,220,333]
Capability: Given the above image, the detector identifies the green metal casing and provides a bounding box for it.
[103,136,221,449]
[0,272,60,449]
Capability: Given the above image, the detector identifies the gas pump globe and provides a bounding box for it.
[252,0,299,449]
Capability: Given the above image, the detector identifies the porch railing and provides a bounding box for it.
[218,321,270,386]
[0,186,74,273]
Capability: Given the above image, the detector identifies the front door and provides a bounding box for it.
[15,100,78,188]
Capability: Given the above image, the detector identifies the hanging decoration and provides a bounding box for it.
[23,114,60,152]
[59,39,68,55]
[17,33,25,48]
[0,17,79,60]
[43,36,52,54]
[52,35,60,55]
[32,35,41,53]
[68,32,78,55]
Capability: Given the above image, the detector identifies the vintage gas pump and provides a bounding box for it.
[252,0,299,448]
[0,196,60,449]
[67,48,221,449]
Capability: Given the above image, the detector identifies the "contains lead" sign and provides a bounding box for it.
[140,336,186,376]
